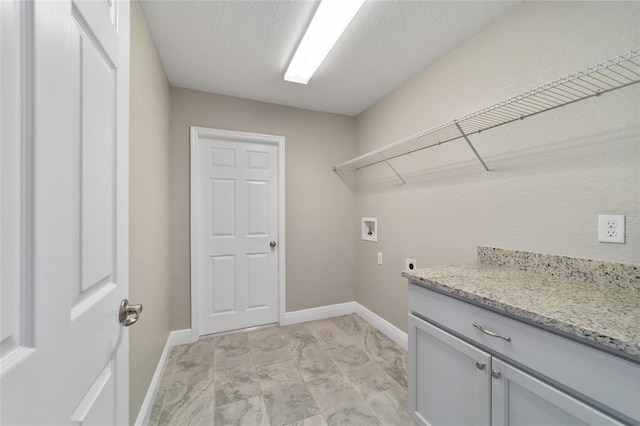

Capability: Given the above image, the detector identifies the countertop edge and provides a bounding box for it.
[405,273,640,363]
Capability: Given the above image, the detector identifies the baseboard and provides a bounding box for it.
[280,301,356,326]
[354,303,408,350]
[171,328,192,347]
[134,329,192,426]
[280,301,407,351]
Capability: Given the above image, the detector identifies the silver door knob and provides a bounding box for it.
[270,241,277,248]
[119,299,143,327]
[491,369,501,379]
[475,361,485,370]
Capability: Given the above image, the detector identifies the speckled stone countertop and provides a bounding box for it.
[403,247,640,361]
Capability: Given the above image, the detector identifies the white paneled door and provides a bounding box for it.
[1,0,130,424]
[191,127,283,336]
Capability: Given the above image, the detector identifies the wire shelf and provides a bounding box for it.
[333,48,640,174]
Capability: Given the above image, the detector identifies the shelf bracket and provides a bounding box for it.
[378,151,406,184]
[454,121,490,177]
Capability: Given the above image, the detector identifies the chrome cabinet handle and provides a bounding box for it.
[472,323,511,341]
[475,361,485,370]
[491,369,501,379]
[119,299,143,327]
[270,241,277,248]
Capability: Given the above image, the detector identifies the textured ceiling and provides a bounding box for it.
[140,1,518,116]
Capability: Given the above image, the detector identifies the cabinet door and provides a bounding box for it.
[491,358,623,426]
[409,313,491,426]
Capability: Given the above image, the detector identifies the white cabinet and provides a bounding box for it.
[491,358,622,426]
[409,314,491,425]
[408,284,637,426]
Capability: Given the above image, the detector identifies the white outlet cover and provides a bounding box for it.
[406,258,416,271]
[377,252,383,265]
[598,215,625,244]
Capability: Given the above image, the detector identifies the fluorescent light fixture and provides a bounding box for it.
[285,0,366,85]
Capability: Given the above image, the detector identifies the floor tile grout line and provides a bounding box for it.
[292,319,383,424]
[278,324,331,426]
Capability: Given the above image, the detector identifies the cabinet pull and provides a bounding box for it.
[491,369,501,379]
[472,323,512,341]
[475,361,485,370]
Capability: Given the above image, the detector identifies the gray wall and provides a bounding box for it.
[354,1,640,332]
[129,1,173,422]
[169,88,357,330]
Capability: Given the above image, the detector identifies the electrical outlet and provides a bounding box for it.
[406,258,416,271]
[377,252,383,265]
[598,215,625,244]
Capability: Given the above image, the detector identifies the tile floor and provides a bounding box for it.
[148,314,416,425]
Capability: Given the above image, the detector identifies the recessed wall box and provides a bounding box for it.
[362,217,377,242]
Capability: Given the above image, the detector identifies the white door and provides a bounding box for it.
[1,0,130,424]
[191,127,283,336]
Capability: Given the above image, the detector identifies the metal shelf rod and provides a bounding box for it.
[454,121,490,176]
[379,151,406,184]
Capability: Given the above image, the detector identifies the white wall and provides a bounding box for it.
[354,1,640,331]
[129,1,173,422]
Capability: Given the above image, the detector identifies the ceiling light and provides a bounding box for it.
[285,0,366,85]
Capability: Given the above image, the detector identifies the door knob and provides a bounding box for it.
[119,299,143,327]
[491,369,501,379]
[270,241,277,248]
[475,361,486,370]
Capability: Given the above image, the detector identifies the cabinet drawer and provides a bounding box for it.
[409,283,640,423]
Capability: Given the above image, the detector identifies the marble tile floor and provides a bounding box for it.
[149,314,416,426]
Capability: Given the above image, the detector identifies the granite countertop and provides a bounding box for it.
[403,247,640,362]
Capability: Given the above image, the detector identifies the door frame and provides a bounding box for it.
[189,126,285,342]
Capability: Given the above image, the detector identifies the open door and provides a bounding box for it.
[1,0,131,423]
